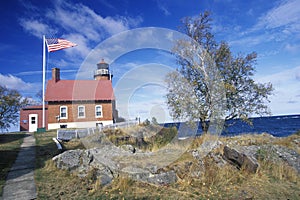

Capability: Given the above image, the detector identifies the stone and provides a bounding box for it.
[261,145,300,173]
[208,152,227,168]
[227,144,300,174]
[223,146,259,173]
[123,166,177,185]
[52,149,114,185]
[120,144,136,153]
[52,150,87,171]
[147,170,177,185]
[52,144,180,186]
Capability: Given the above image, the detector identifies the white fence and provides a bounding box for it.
[101,120,139,130]
[57,120,139,140]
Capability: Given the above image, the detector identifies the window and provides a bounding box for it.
[95,105,103,118]
[96,122,103,128]
[31,117,36,124]
[78,106,85,118]
[60,106,68,119]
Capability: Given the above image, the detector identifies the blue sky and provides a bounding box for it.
[1,0,300,125]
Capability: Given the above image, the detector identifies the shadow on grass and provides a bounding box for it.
[0,132,63,197]
[34,132,62,170]
[0,133,27,196]
[0,133,27,145]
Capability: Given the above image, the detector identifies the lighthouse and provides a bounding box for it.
[94,59,113,81]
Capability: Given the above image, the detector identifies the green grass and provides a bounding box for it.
[34,131,62,170]
[0,132,27,195]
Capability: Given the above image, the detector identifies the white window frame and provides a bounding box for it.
[60,106,68,119]
[95,105,103,118]
[78,105,85,118]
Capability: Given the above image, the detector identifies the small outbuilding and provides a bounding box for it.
[20,105,48,132]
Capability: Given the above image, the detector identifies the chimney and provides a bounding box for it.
[52,68,60,82]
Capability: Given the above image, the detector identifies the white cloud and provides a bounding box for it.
[255,0,300,31]
[284,43,300,53]
[229,32,273,47]
[257,66,300,84]
[156,0,171,16]
[228,0,300,49]
[126,84,172,123]
[20,0,143,60]
[15,70,43,76]
[19,19,57,38]
[113,63,174,122]
[127,99,171,123]
[61,33,91,58]
[0,73,35,91]
[256,66,300,115]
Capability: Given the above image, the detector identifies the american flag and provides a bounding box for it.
[45,38,77,52]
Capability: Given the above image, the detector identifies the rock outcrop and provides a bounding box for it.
[273,145,300,173]
[52,144,177,186]
[52,149,114,185]
[52,132,300,187]
[222,146,259,173]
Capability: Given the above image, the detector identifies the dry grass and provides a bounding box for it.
[273,133,300,154]
[220,132,276,146]
[33,129,300,199]
[168,148,300,200]
[167,132,300,199]
[101,124,178,152]
[60,138,85,150]
[220,132,300,157]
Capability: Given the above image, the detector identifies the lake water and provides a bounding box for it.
[164,114,300,138]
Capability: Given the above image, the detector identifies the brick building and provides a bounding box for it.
[20,105,48,132]
[20,59,116,132]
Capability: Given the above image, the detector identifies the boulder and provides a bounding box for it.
[52,149,114,185]
[52,149,92,172]
[225,144,300,174]
[223,146,259,173]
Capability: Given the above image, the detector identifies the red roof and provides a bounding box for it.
[22,105,48,110]
[45,80,114,102]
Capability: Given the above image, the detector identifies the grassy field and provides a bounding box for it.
[0,132,27,196]
[1,129,299,199]
[32,129,300,200]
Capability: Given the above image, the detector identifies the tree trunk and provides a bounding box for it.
[201,120,208,134]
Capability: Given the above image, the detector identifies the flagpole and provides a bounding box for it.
[42,35,46,128]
